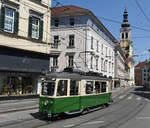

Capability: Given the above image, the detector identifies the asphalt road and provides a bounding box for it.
[0,86,150,128]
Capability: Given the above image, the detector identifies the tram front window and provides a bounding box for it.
[41,81,55,96]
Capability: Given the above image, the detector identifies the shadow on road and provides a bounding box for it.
[131,86,150,100]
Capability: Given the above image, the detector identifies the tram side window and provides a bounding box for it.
[101,82,107,93]
[86,81,93,94]
[70,80,79,95]
[95,81,101,93]
[57,80,68,96]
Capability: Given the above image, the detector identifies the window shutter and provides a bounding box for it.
[39,19,43,40]
[0,7,5,30]
[28,16,32,38]
[14,11,19,34]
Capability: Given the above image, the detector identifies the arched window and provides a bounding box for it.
[122,33,124,39]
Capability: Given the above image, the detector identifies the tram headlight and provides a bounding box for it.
[44,100,48,105]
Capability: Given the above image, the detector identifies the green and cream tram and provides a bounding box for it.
[39,72,112,118]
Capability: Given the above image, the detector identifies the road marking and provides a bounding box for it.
[137,117,150,119]
[81,121,105,126]
[64,124,75,128]
[136,97,141,100]
[127,96,133,100]
[119,95,126,99]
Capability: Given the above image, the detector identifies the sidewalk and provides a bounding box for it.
[0,98,39,114]
[0,86,133,114]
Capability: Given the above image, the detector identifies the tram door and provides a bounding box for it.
[69,80,81,110]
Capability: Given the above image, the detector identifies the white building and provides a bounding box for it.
[114,42,129,88]
[50,5,116,80]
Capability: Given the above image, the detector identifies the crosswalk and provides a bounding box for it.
[117,94,148,101]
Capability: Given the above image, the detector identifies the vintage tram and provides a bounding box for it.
[39,71,112,118]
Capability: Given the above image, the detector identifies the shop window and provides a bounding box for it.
[57,80,68,96]
[101,82,106,92]
[95,81,101,93]
[86,81,93,94]
[70,80,79,95]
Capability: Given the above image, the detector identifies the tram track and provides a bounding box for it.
[0,87,138,128]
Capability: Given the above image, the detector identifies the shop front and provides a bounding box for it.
[0,46,50,96]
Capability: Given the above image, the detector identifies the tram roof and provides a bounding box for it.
[42,72,112,81]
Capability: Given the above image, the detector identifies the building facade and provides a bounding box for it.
[142,62,149,86]
[114,42,129,88]
[135,61,145,86]
[120,8,135,86]
[50,5,116,82]
[0,0,51,96]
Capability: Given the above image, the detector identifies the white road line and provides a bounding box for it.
[119,95,126,99]
[137,117,150,119]
[127,96,133,100]
[64,124,75,128]
[136,97,141,100]
[81,121,105,126]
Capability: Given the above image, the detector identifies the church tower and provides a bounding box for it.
[120,8,135,85]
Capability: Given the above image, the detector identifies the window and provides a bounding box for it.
[70,80,79,95]
[86,81,93,94]
[54,19,59,27]
[101,44,103,55]
[96,57,98,70]
[31,17,40,39]
[91,56,93,69]
[101,58,104,71]
[106,47,107,57]
[4,7,15,33]
[122,33,124,39]
[53,57,58,67]
[28,13,43,40]
[0,6,19,34]
[70,18,74,26]
[101,82,106,93]
[105,60,107,72]
[41,81,55,96]
[69,35,74,48]
[57,80,67,96]
[91,36,93,49]
[126,33,128,39]
[97,40,99,52]
[109,62,111,73]
[95,81,101,93]
[68,55,74,67]
[53,35,59,48]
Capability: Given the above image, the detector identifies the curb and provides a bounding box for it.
[0,106,38,115]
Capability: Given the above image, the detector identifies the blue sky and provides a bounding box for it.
[52,0,150,64]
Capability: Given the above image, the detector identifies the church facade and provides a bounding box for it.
[120,8,135,86]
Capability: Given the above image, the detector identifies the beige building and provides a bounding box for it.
[0,0,51,96]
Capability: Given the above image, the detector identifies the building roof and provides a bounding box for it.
[51,5,117,42]
[135,61,146,68]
